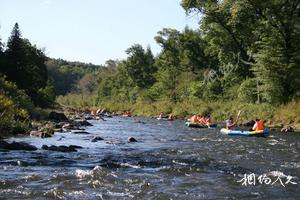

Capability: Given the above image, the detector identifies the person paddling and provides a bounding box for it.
[226,116,236,130]
[251,118,264,131]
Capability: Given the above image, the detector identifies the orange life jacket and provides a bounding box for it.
[191,116,199,122]
[256,120,264,131]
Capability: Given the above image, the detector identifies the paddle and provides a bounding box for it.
[235,110,242,125]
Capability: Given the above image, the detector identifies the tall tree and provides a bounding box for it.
[124,44,156,89]
[5,23,48,105]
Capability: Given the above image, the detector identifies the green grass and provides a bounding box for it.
[56,94,300,126]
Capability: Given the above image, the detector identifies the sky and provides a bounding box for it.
[0,0,200,65]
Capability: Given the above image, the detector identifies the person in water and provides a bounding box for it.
[251,118,264,131]
[226,116,236,130]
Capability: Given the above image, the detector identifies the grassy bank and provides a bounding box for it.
[56,94,300,128]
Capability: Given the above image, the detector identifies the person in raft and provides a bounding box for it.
[199,115,207,125]
[168,114,174,120]
[206,115,212,126]
[190,115,199,122]
[226,116,236,130]
[251,119,264,131]
[159,113,167,118]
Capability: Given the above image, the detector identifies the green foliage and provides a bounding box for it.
[0,23,55,107]
[124,44,156,88]
[238,78,258,103]
[46,58,106,95]
[56,93,97,109]
[36,81,56,108]
[57,0,299,127]
[4,23,48,105]
[0,75,32,134]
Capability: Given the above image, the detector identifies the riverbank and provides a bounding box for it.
[57,95,300,132]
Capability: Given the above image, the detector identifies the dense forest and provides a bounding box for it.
[1,0,300,134]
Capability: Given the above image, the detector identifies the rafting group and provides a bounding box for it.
[184,110,269,137]
[87,108,269,137]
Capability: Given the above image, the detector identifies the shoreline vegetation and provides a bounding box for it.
[57,95,300,132]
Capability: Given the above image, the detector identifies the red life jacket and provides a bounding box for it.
[256,120,264,131]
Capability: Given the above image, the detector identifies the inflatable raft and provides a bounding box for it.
[185,122,217,128]
[220,128,270,137]
[157,117,173,121]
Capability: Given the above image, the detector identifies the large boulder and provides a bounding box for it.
[0,141,37,151]
[49,111,68,122]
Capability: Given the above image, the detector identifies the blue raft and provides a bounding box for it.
[220,128,270,137]
[185,122,217,129]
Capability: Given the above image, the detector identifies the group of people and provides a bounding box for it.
[189,113,264,131]
[190,114,213,126]
[226,116,264,131]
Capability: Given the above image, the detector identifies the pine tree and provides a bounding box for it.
[5,23,48,105]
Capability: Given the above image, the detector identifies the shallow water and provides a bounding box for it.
[1,117,300,199]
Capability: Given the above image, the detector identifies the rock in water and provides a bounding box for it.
[72,130,90,134]
[128,137,137,143]
[91,136,104,142]
[69,145,83,149]
[0,141,37,151]
[42,145,79,152]
[74,119,93,126]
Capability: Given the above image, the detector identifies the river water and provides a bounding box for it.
[1,117,300,199]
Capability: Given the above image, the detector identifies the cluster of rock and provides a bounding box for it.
[0,111,138,152]
[29,111,93,138]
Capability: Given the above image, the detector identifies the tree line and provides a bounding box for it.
[95,0,299,106]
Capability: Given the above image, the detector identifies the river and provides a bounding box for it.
[1,117,300,199]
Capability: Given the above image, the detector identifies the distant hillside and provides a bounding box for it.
[46,58,116,95]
